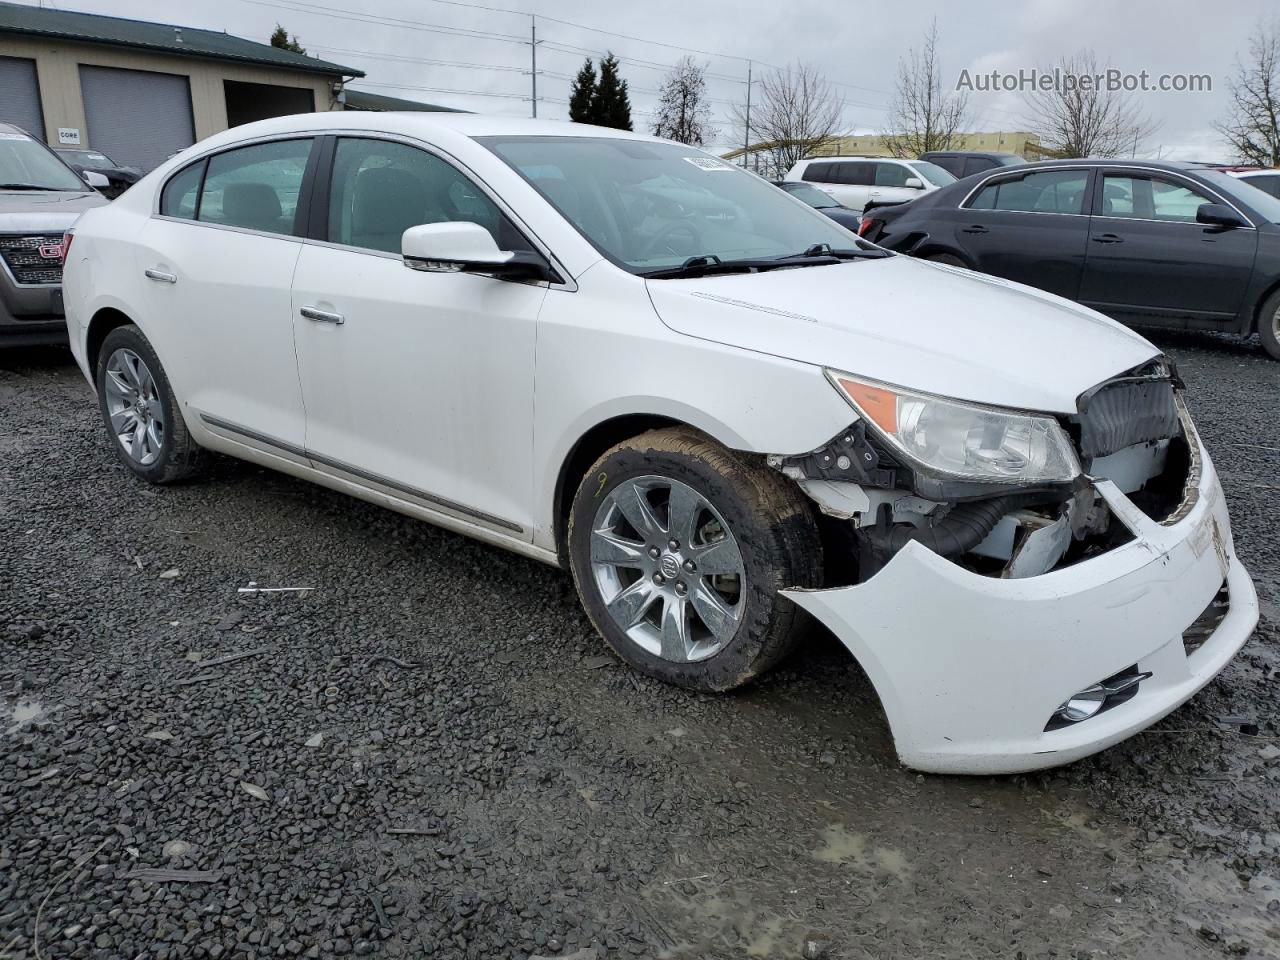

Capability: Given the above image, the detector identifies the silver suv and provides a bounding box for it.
[0,122,108,346]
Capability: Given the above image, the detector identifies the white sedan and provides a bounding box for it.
[61,113,1257,774]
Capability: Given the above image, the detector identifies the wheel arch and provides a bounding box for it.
[86,306,137,375]
[1250,277,1280,336]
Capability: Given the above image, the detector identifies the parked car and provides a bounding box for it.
[773,180,863,231]
[861,158,1280,360]
[0,122,108,347]
[55,147,141,199]
[784,156,956,212]
[1208,165,1280,200]
[920,150,1025,179]
[63,114,1256,774]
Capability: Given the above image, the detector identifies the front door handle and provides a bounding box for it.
[300,306,344,325]
[1092,233,1124,244]
[144,268,177,283]
[961,224,988,234]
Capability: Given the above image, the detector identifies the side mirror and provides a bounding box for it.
[1196,202,1247,229]
[83,170,110,189]
[903,177,925,189]
[401,222,553,280]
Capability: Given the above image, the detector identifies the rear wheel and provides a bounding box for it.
[95,324,207,483]
[1258,289,1280,361]
[567,427,821,692]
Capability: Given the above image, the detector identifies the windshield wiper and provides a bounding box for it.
[0,183,65,191]
[786,243,890,260]
[641,252,843,279]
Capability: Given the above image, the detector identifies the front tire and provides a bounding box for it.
[567,427,821,692]
[95,324,207,484]
[1258,289,1280,361]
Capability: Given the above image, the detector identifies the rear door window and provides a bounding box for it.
[967,169,1089,214]
[801,162,831,183]
[197,138,313,235]
[828,161,873,185]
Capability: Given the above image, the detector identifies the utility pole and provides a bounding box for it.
[530,15,538,118]
[741,60,752,169]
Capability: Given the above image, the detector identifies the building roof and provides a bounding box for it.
[341,89,468,113]
[0,0,363,78]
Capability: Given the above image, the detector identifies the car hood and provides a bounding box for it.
[0,189,108,233]
[645,255,1159,414]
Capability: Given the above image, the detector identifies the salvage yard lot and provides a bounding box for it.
[1,331,1278,959]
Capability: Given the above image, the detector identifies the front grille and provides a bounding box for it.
[0,234,64,285]
[1183,582,1229,656]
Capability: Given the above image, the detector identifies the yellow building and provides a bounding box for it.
[811,131,1042,159]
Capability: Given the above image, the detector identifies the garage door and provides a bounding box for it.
[0,56,44,139]
[80,65,194,172]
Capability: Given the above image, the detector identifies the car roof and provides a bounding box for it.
[799,156,907,163]
[976,157,1215,174]
[0,121,32,136]
[921,151,1021,160]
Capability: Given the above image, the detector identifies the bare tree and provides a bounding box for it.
[730,62,844,178]
[1216,19,1280,166]
[1024,49,1159,157]
[651,56,716,146]
[882,19,968,157]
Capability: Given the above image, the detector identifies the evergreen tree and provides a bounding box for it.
[592,53,633,130]
[269,24,307,54]
[568,58,597,124]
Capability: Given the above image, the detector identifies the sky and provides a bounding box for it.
[19,0,1276,160]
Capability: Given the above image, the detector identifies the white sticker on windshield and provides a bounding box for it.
[683,156,732,171]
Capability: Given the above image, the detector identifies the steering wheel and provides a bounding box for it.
[638,220,703,260]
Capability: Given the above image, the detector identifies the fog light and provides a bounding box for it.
[1055,686,1108,723]
[1048,668,1153,728]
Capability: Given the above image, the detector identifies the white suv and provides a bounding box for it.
[61,113,1256,774]
[784,156,956,211]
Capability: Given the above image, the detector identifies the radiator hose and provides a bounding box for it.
[886,495,1022,558]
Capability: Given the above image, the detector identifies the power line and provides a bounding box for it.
[349,80,529,100]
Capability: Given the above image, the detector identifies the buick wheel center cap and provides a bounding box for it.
[659,554,680,579]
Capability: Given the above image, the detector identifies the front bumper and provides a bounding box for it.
[0,277,66,347]
[784,439,1257,775]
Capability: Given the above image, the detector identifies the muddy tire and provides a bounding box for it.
[567,426,821,692]
[1258,289,1280,361]
[95,324,208,484]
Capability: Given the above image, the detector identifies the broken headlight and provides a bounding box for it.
[826,370,1081,484]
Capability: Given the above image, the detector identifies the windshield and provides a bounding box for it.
[59,149,115,166]
[1200,169,1280,223]
[481,136,867,274]
[907,161,957,187]
[0,134,86,191]
[781,182,839,208]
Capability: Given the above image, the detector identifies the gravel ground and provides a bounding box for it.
[1,330,1278,960]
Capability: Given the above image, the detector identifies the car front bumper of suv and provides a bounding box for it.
[0,278,66,346]
[783,438,1257,775]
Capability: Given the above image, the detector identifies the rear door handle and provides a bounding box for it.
[961,224,988,234]
[300,306,344,325]
[1092,233,1124,244]
[144,268,176,283]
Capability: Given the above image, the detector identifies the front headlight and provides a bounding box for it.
[827,370,1081,484]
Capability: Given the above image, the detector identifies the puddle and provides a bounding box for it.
[812,823,911,879]
[2,698,47,733]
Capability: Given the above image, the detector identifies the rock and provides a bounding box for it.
[158,568,181,580]
[145,730,174,741]
[240,781,269,801]
[304,733,324,748]
[162,839,191,859]
[802,932,833,959]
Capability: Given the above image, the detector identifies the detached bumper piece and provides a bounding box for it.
[783,440,1258,775]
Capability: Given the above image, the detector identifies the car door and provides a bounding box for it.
[817,161,873,210]
[867,161,918,207]
[1078,170,1257,325]
[290,135,547,539]
[136,137,315,451]
[947,166,1094,298]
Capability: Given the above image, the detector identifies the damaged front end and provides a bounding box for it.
[769,359,1258,775]
[771,358,1194,582]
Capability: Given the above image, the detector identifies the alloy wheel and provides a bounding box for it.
[103,347,165,466]
[589,475,746,662]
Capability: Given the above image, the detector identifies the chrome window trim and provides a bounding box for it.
[151,128,576,292]
[199,412,524,534]
[959,163,1258,228]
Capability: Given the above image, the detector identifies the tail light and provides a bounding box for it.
[59,231,74,263]
[858,218,881,239]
